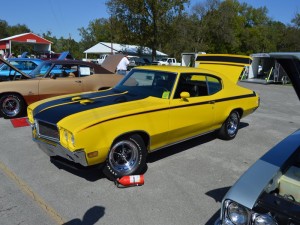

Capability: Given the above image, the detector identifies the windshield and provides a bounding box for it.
[114,69,177,99]
[29,62,52,77]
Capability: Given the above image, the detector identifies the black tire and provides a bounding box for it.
[103,134,147,179]
[0,94,26,118]
[218,110,240,140]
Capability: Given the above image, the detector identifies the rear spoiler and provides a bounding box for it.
[196,54,252,83]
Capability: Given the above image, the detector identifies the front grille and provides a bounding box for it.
[36,120,59,142]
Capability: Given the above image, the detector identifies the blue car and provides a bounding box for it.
[0,58,42,81]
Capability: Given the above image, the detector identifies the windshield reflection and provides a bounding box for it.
[114,69,177,99]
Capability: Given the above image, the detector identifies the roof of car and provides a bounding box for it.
[39,59,114,74]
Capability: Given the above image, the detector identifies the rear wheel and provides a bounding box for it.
[0,94,26,118]
[103,134,147,179]
[218,110,240,140]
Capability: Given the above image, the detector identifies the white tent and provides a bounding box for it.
[83,42,167,61]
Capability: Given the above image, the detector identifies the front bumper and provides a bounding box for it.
[33,137,88,167]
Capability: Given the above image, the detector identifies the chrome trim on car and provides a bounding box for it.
[32,135,88,167]
[149,129,217,153]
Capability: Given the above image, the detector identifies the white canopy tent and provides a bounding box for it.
[83,42,167,61]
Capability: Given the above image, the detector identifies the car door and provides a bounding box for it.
[168,73,219,144]
[37,64,83,100]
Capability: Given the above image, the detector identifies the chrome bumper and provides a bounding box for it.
[33,137,88,167]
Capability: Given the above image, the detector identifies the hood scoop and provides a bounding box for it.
[71,96,94,105]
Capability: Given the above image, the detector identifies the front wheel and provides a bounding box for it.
[0,94,26,118]
[103,134,147,179]
[218,110,240,140]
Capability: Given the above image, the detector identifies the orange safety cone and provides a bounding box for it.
[115,175,144,188]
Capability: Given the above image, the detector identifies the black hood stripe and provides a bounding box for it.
[34,90,144,124]
[33,89,126,116]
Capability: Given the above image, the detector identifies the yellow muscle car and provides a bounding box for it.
[28,65,259,179]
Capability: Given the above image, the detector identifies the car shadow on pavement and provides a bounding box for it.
[147,122,248,163]
[205,186,231,225]
[63,206,105,225]
[50,157,105,182]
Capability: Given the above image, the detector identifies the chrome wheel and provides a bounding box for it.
[218,110,240,140]
[0,95,22,118]
[104,134,147,179]
[226,112,239,136]
[109,140,139,174]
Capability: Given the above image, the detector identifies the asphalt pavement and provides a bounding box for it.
[0,82,300,225]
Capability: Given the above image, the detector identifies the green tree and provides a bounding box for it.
[0,20,10,39]
[78,18,112,51]
[106,0,189,60]
[291,13,300,28]
[41,31,82,59]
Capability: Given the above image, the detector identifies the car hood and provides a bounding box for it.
[223,129,300,209]
[32,89,168,131]
[269,52,300,100]
[101,54,124,73]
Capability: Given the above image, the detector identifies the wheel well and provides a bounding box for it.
[0,92,26,105]
[233,108,243,118]
[114,131,150,150]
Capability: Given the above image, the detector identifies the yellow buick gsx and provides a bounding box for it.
[28,63,259,179]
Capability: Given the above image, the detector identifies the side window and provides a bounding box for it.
[79,66,93,76]
[174,74,222,98]
[174,74,208,98]
[49,64,79,78]
[207,76,222,95]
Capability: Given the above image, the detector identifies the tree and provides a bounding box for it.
[291,13,300,28]
[106,0,189,60]
[0,20,10,39]
[78,18,112,51]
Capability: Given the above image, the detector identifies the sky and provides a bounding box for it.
[1,0,299,42]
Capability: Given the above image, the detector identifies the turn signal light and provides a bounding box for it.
[87,151,98,158]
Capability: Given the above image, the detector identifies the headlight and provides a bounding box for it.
[70,133,75,146]
[61,128,75,147]
[64,130,68,142]
[253,214,277,225]
[225,201,249,225]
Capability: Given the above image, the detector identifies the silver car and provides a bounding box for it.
[215,53,300,225]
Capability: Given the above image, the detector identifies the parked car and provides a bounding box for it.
[0,58,43,81]
[153,57,181,66]
[40,51,74,60]
[0,57,123,118]
[215,52,300,225]
[28,64,260,179]
[127,56,149,70]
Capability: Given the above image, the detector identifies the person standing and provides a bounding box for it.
[116,54,130,75]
